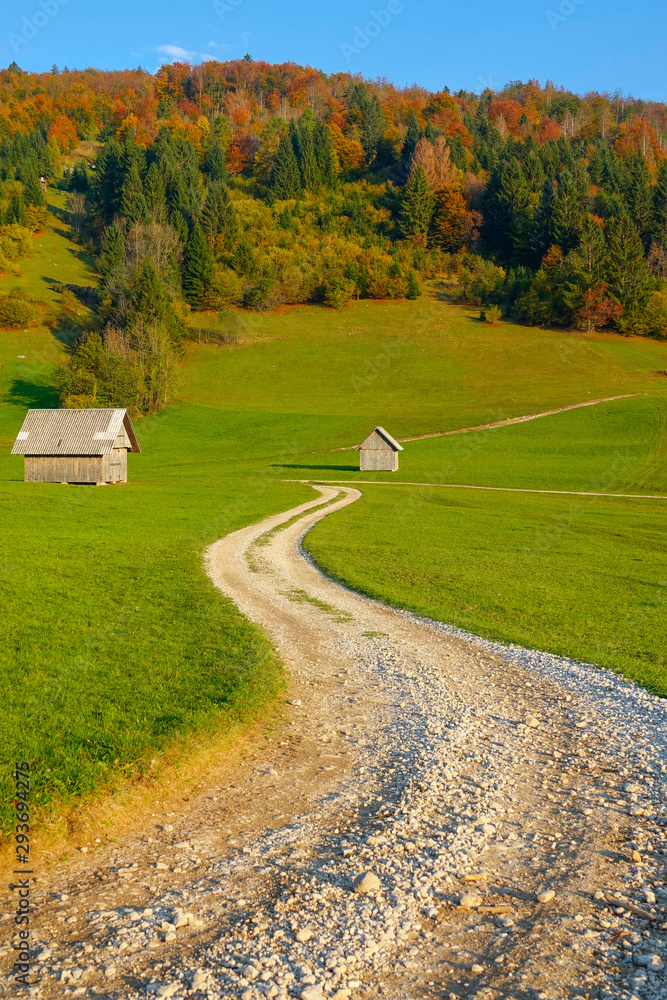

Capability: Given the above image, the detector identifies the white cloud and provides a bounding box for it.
[157,44,194,60]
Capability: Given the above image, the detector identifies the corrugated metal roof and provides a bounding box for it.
[356,426,404,453]
[11,409,141,456]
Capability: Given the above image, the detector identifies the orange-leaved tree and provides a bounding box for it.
[433,183,482,252]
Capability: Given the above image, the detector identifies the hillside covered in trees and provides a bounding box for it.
[1,58,666,411]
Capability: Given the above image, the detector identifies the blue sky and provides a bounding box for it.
[4,0,667,101]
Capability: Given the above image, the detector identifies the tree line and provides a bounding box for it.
[1,61,666,412]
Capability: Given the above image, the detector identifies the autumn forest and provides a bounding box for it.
[1,57,667,412]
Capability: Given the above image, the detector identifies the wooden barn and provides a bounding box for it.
[356,426,404,472]
[11,408,141,484]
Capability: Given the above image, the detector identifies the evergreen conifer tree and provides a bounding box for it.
[573,160,590,212]
[201,182,239,246]
[626,154,653,247]
[447,135,466,171]
[143,162,166,216]
[563,216,608,320]
[128,260,185,351]
[567,216,607,290]
[166,171,187,215]
[296,116,320,192]
[69,159,89,193]
[120,160,150,227]
[541,141,560,182]
[406,269,421,299]
[346,83,385,162]
[205,141,229,182]
[22,164,44,207]
[603,218,653,330]
[313,122,337,189]
[651,159,667,245]
[169,209,189,247]
[93,139,123,221]
[270,133,301,199]
[552,170,584,253]
[119,138,145,206]
[496,158,532,263]
[130,260,170,326]
[601,148,624,195]
[556,135,574,172]
[7,195,28,227]
[530,179,555,265]
[99,223,126,289]
[401,111,422,165]
[472,101,491,145]
[232,239,257,278]
[399,165,435,240]
[182,225,215,306]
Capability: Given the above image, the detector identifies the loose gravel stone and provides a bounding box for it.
[351,871,380,894]
[300,985,325,1000]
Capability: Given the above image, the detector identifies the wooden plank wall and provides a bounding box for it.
[25,456,104,483]
[360,451,399,472]
[102,449,127,483]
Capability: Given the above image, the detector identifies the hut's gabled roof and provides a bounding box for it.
[355,426,404,453]
[11,409,141,456]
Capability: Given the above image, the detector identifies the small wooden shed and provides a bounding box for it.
[11,408,141,484]
[356,426,404,472]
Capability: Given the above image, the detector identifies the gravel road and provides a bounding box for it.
[2,485,666,1000]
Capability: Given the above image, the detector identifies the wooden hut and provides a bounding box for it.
[11,408,141,484]
[356,426,403,472]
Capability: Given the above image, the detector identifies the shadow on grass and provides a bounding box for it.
[7,377,60,409]
[431,278,459,303]
[273,464,359,472]
[43,275,99,309]
[50,229,96,268]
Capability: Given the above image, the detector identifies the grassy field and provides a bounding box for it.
[0,402,312,835]
[0,199,314,835]
[304,486,667,695]
[181,296,667,437]
[1,196,666,835]
[284,393,667,495]
[5,188,97,312]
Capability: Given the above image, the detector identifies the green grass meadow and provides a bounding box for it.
[181,296,667,437]
[1,200,666,834]
[0,403,312,832]
[304,487,667,695]
[276,392,667,494]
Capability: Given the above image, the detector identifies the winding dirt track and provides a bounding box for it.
[328,393,642,452]
[4,486,663,1000]
[203,486,663,999]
